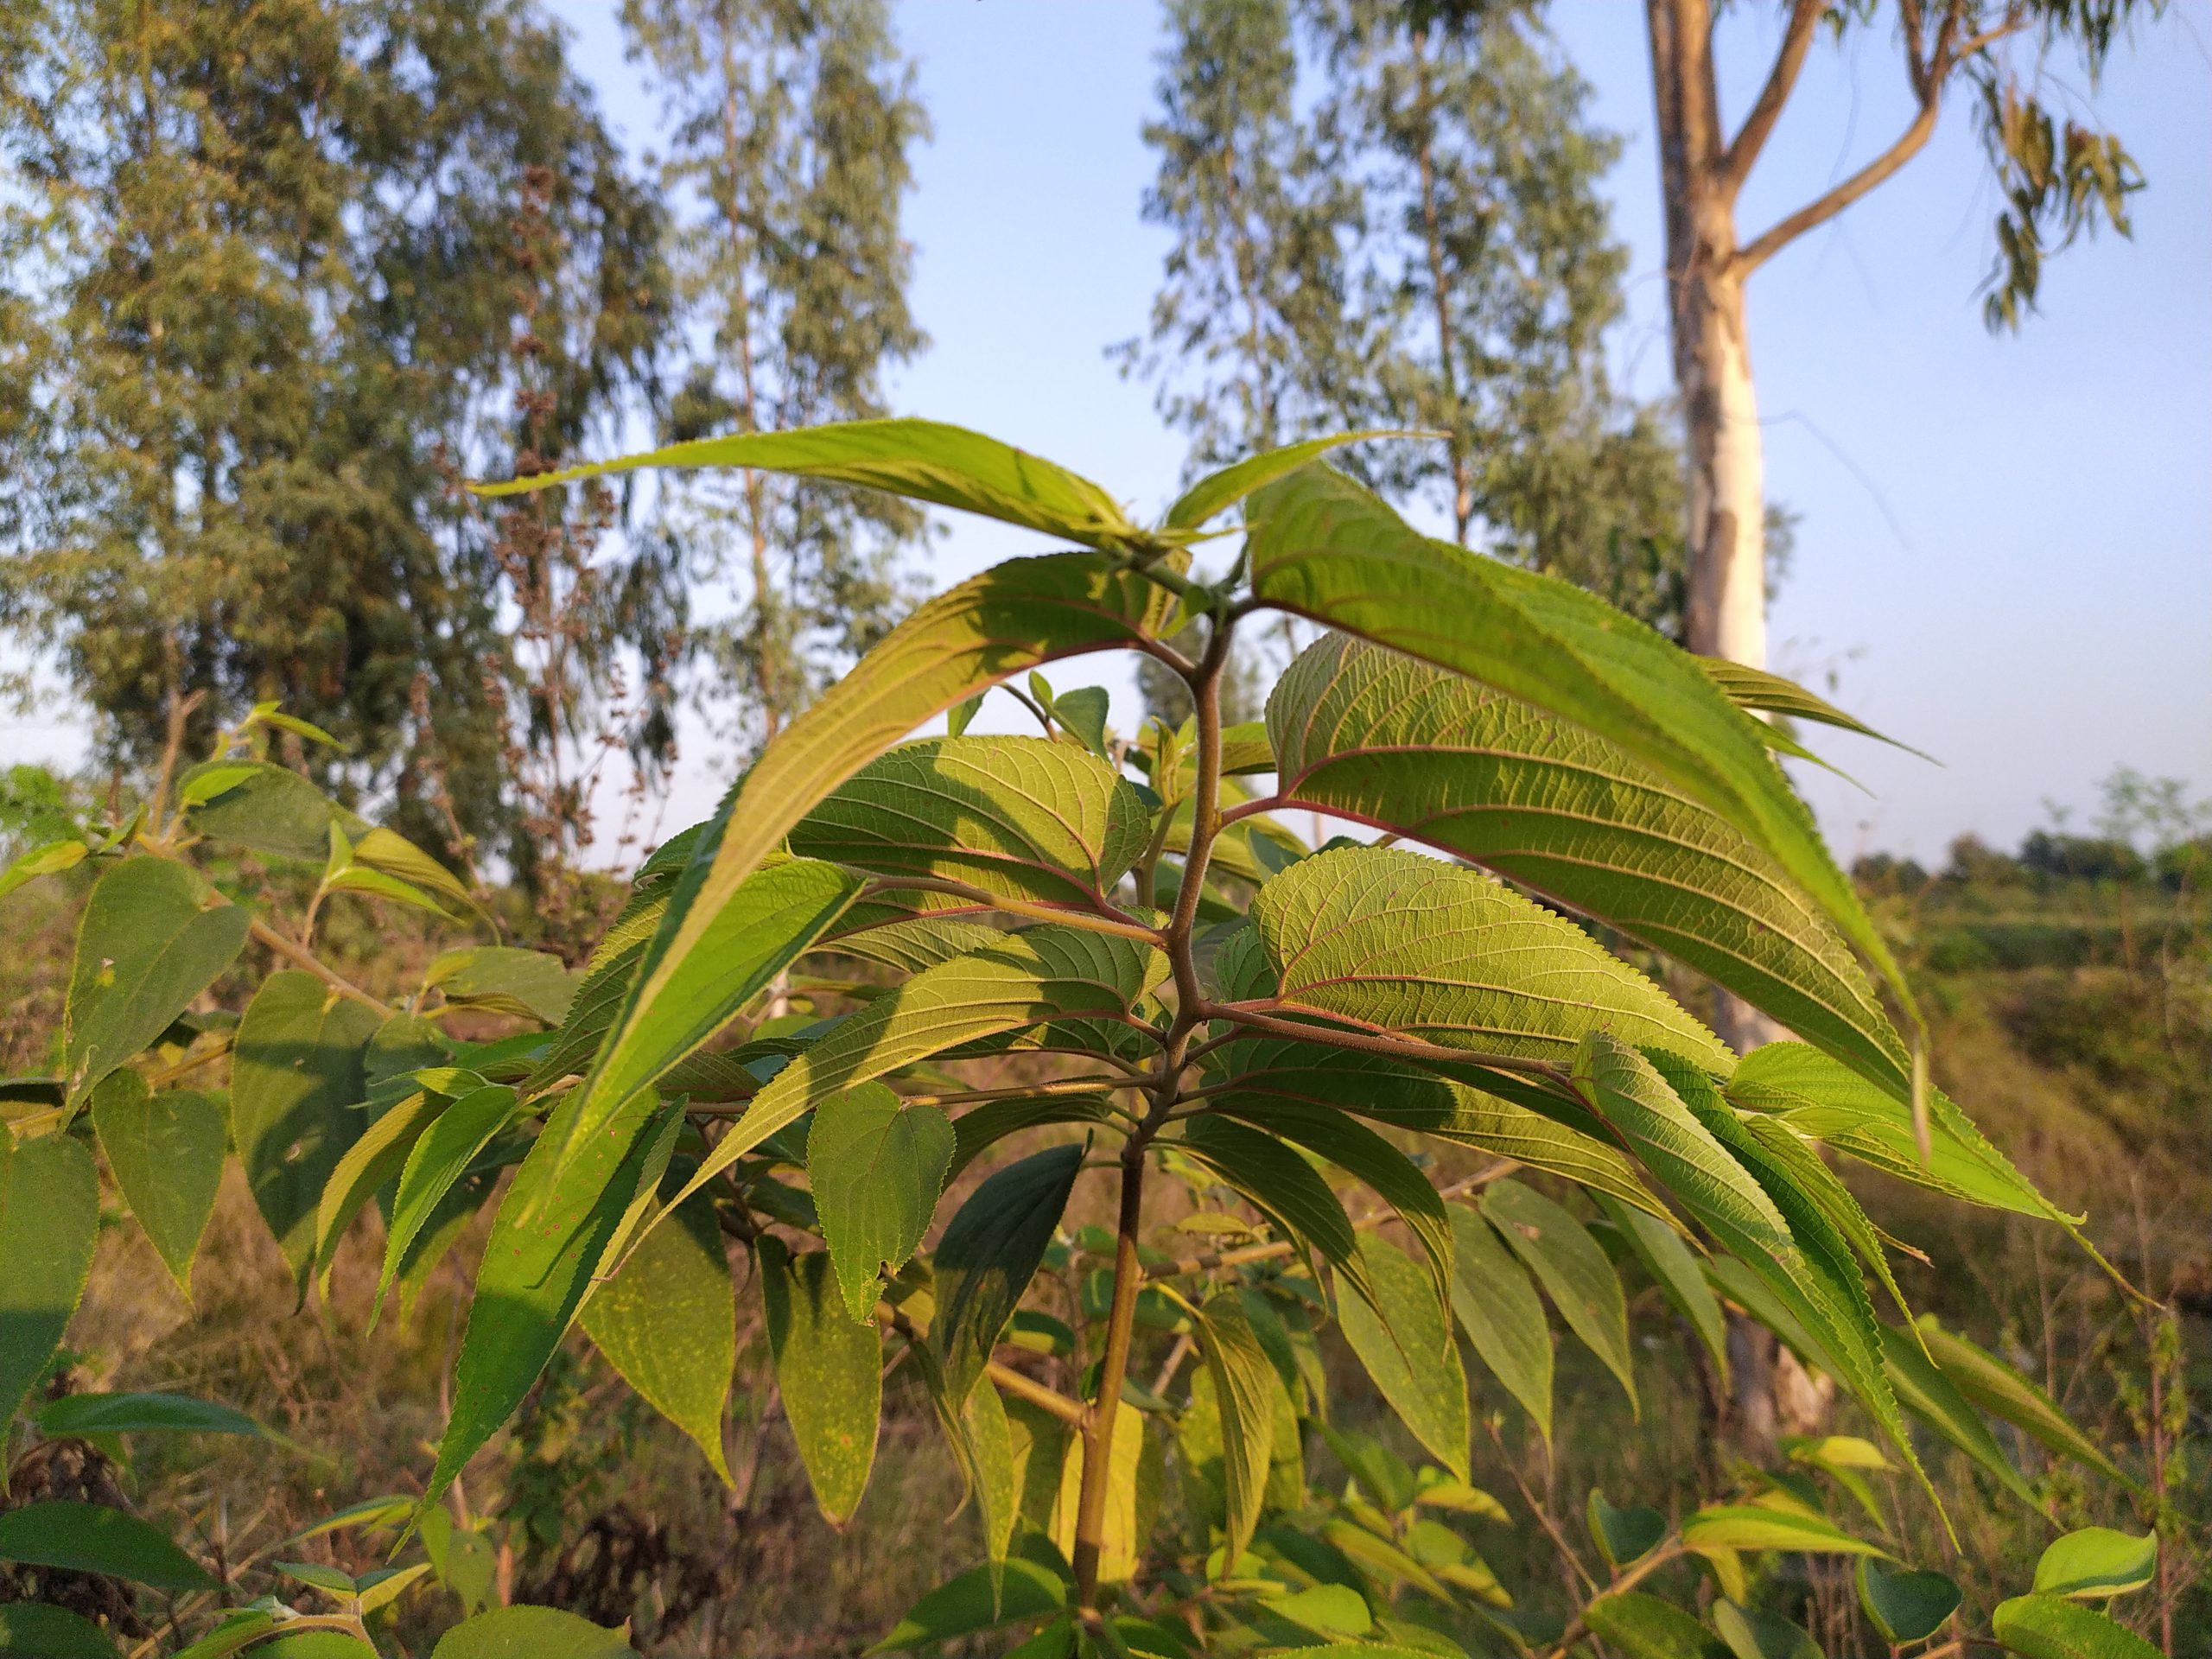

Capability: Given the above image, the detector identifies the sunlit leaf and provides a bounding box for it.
[1334,1234,1469,1482]
[760,1239,881,1525]
[809,1082,957,1320]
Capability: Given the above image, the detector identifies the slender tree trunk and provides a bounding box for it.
[1410,29,1473,544]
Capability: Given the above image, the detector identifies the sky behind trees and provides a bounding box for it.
[558,0,2209,863]
[12,3,2203,863]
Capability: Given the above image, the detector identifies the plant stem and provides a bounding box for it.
[247,917,391,1015]
[1071,1137,1150,1603]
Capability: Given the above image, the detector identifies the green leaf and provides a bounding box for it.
[422,1507,498,1617]
[1876,1321,2039,1508]
[1446,1204,1553,1443]
[1993,1595,2162,1659]
[1597,1193,1729,1385]
[1248,844,1731,1074]
[1268,633,1909,1098]
[168,1613,276,1659]
[1211,1098,1451,1308]
[536,846,862,1203]
[0,1601,118,1658]
[1587,1491,1668,1569]
[586,550,1179,1174]
[757,1239,881,1524]
[658,929,1162,1228]
[180,761,358,860]
[428,1605,636,1658]
[1712,1600,1822,1659]
[809,1082,957,1320]
[321,862,457,921]
[950,1094,1114,1180]
[1165,431,1414,531]
[932,1144,1084,1402]
[580,1188,735,1484]
[64,857,251,1106]
[946,692,985,738]
[424,948,575,1025]
[374,1084,518,1319]
[424,1090,674,1517]
[1185,1288,1278,1569]
[349,828,486,924]
[1053,686,1112,760]
[1243,465,1910,1031]
[1176,1114,1362,1292]
[1682,1505,1885,1557]
[473,416,1135,547]
[1856,1559,1961,1643]
[254,1634,378,1659]
[1334,1233,1469,1482]
[0,1500,215,1591]
[791,736,1151,912]
[89,1070,224,1296]
[1916,1320,2135,1489]
[1051,1396,1146,1584]
[866,1556,1071,1654]
[230,972,382,1284]
[0,838,87,902]
[1583,1592,1723,1659]
[0,1131,99,1425]
[1481,1179,1635,1413]
[313,1087,442,1297]
[36,1391,265,1440]
[1697,658,1923,756]
[2032,1529,2158,1599]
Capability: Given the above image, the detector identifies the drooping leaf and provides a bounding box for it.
[931,1145,1084,1402]
[1856,1559,1962,1644]
[1916,1320,2135,1489]
[949,1094,1114,1180]
[36,1392,266,1440]
[63,857,251,1106]
[1176,1115,1362,1293]
[576,550,1180,1184]
[581,1188,735,1484]
[1185,1288,1278,1569]
[1597,1193,1730,1385]
[1446,1202,1554,1443]
[1587,1491,1668,1569]
[314,1088,443,1297]
[1682,1505,1885,1557]
[1206,1039,1672,1224]
[1583,1592,1722,1659]
[1334,1233,1469,1482]
[1698,658,1922,755]
[1210,1097,1451,1308]
[656,929,1162,1228]
[759,1239,881,1525]
[1712,1600,1822,1659]
[1246,844,1731,1074]
[1481,1179,1636,1412]
[864,1556,1071,1655]
[2032,1529,2158,1600]
[369,1084,518,1319]
[0,1500,214,1592]
[473,416,1136,547]
[0,1131,99,1424]
[536,847,862,1198]
[1243,465,1910,1027]
[0,1601,118,1659]
[1992,1595,2163,1659]
[89,1070,224,1295]
[1874,1321,2039,1509]
[427,1605,635,1659]
[230,972,382,1284]
[1268,633,1908,1098]
[809,1082,957,1320]
[424,947,576,1026]
[423,1090,673,1516]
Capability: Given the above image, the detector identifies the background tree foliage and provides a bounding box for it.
[621,0,928,756]
[0,0,673,855]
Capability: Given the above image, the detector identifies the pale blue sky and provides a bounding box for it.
[547,0,2209,862]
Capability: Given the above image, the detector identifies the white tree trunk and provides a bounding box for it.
[1680,271,1767,670]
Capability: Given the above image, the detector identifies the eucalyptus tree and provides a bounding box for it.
[0,0,672,847]
[1643,0,2163,674]
[620,0,928,753]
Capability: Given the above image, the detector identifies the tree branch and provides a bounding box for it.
[247,918,391,1016]
[1719,0,1823,194]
